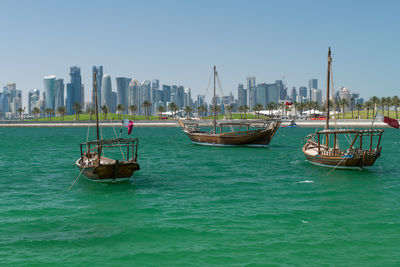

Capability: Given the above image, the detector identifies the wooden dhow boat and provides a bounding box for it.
[179,66,281,147]
[302,48,383,169]
[75,73,140,182]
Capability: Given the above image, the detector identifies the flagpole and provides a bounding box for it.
[370,107,379,128]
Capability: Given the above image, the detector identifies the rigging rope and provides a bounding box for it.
[68,164,86,190]
[326,150,351,176]
[203,69,213,100]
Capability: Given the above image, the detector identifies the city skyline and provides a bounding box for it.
[1,0,400,107]
[0,65,372,112]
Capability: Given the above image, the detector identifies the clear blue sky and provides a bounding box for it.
[1,0,399,106]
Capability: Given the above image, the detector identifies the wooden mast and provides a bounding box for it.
[93,72,101,162]
[213,66,217,134]
[325,47,332,146]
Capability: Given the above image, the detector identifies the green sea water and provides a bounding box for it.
[1,126,400,266]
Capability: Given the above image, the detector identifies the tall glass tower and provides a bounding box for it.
[101,74,112,109]
[69,66,82,108]
[54,79,64,110]
[43,75,56,110]
[116,77,130,113]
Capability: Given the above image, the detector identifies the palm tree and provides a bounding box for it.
[168,102,178,118]
[370,96,379,118]
[293,102,300,116]
[355,103,363,119]
[391,96,400,119]
[339,98,349,118]
[266,102,275,116]
[350,96,355,119]
[45,108,54,121]
[311,101,319,115]
[157,105,165,119]
[210,105,222,119]
[129,105,138,120]
[238,105,244,119]
[17,107,24,120]
[296,102,305,117]
[385,96,392,117]
[57,106,67,121]
[364,101,373,119]
[197,105,206,119]
[142,100,152,120]
[253,103,263,119]
[379,97,386,116]
[172,105,179,118]
[73,102,81,121]
[101,105,109,120]
[86,106,94,121]
[242,105,249,119]
[32,107,40,121]
[226,104,234,119]
[183,106,193,119]
[116,104,125,120]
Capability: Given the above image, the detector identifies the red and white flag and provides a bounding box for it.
[375,113,399,129]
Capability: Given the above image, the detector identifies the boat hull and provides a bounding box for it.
[302,144,380,169]
[184,122,281,147]
[76,157,140,183]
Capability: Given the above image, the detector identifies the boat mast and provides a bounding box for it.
[325,48,331,130]
[213,66,217,134]
[93,72,101,160]
[325,47,332,146]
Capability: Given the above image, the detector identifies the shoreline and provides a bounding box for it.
[0,119,393,128]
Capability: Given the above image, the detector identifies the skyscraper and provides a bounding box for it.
[162,84,171,103]
[247,77,256,109]
[290,87,297,102]
[68,66,82,110]
[237,84,247,107]
[177,86,185,109]
[171,85,178,107]
[54,79,64,111]
[66,83,73,114]
[111,91,117,113]
[267,83,279,104]
[312,89,323,106]
[81,84,85,106]
[151,79,160,101]
[197,94,205,108]
[256,83,268,107]
[28,89,40,115]
[309,79,318,99]
[101,74,112,109]
[116,77,130,113]
[298,86,308,102]
[92,66,103,106]
[128,79,141,112]
[184,88,192,108]
[43,75,56,110]
[275,80,286,100]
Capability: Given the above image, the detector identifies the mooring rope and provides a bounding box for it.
[68,164,87,190]
[326,150,351,176]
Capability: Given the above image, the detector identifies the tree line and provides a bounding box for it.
[26,95,400,121]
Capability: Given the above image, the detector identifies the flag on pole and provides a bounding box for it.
[285,101,293,106]
[383,116,399,129]
[123,119,134,134]
[373,112,399,129]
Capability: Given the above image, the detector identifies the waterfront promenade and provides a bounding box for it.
[0,119,392,128]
